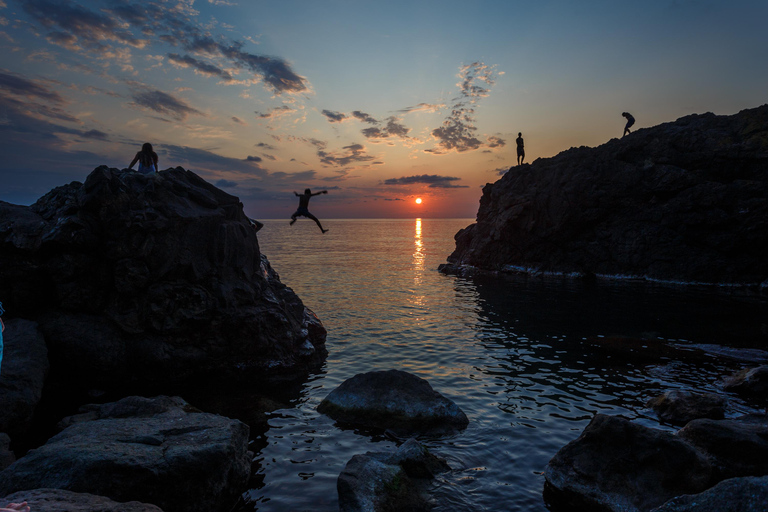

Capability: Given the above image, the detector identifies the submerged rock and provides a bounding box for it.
[0,319,49,438]
[677,415,768,480]
[337,438,450,512]
[544,414,713,512]
[317,370,469,434]
[442,105,768,285]
[650,475,768,512]
[647,390,726,426]
[723,366,768,400]
[0,167,326,389]
[2,488,164,511]
[0,396,250,512]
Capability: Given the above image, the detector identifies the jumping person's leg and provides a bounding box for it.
[307,213,328,233]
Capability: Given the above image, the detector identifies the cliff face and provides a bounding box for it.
[0,166,326,387]
[444,105,768,285]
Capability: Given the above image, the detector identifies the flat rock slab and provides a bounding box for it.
[338,438,450,512]
[647,390,726,426]
[723,366,768,400]
[3,488,164,511]
[545,414,713,512]
[0,396,250,512]
[650,476,768,512]
[317,370,468,434]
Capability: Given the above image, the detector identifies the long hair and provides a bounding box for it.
[139,142,155,166]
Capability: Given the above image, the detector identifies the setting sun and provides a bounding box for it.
[415,197,422,204]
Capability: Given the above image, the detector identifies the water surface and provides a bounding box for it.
[246,218,767,511]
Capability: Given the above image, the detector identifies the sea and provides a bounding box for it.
[237,218,767,512]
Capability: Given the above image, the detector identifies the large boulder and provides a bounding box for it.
[647,390,726,426]
[0,396,250,512]
[677,415,768,480]
[441,105,768,285]
[650,476,768,512]
[723,366,768,400]
[317,370,469,434]
[337,438,450,512]
[2,488,164,511]
[0,434,13,470]
[0,319,49,437]
[544,414,713,512]
[0,167,326,389]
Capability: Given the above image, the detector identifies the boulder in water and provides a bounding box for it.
[2,488,164,512]
[649,475,768,512]
[647,390,726,426]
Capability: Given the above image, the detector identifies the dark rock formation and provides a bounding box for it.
[337,438,450,512]
[2,488,164,511]
[723,366,768,400]
[0,434,13,470]
[0,166,326,389]
[649,475,768,512]
[442,105,768,285]
[677,415,768,480]
[0,319,49,438]
[0,396,250,512]
[317,370,469,435]
[647,390,726,426]
[544,414,713,512]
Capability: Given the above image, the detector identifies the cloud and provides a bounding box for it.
[487,135,505,148]
[168,53,232,80]
[457,61,496,99]
[397,103,444,114]
[246,155,262,162]
[361,116,411,140]
[255,142,276,150]
[0,70,65,103]
[255,105,294,119]
[130,88,204,121]
[321,109,347,123]
[231,116,245,124]
[81,129,108,140]
[216,179,238,187]
[162,144,268,177]
[22,0,309,94]
[383,174,468,188]
[352,110,378,124]
[493,166,510,175]
[317,143,375,168]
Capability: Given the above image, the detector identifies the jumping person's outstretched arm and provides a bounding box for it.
[294,191,300,196]
[311,190,328,196]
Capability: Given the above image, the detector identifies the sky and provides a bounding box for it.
[0,0,766,219]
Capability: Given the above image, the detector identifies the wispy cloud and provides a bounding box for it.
[361,116,411,141]
[168,53,232,80]
[318,143,376,168]
[255,105,295,119]
[383,174,468,188]
[0,69,65,103]
[352,110,378,124]
[130,88,203,121]
[321,109,347,123]
[397,103,444,114]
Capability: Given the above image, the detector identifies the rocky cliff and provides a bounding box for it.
[0,166,326,389]
[442,105,768,286]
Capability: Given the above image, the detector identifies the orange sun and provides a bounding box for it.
[415,197,422,204]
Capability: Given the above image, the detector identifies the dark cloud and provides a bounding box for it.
[130,89,203,121]
[383,174,468,188]
[318,143,375,168]
[168,53,232,80]
[321,109,347,123]
[231,116,245,124]
[255,142,276,150]
[162,144,268,177]
[487,135,505,148]
[352,110,378,124]
[361,116,411,140]
[81,129,108,140]
[246,155,262,162]
[270,170,317,182]
[261,154,277,161]
[0,70,65,103]
[23,0,309,94]
[494,166,511,175]
[255,105,294,119]
[216,179,238,188]
[397,103,444,114]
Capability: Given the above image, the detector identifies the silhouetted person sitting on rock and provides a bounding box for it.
[128,142,159,174]
[1,500,29,511]
[622,112,635,137]
[290,189,328,233]
[516,132,525,165]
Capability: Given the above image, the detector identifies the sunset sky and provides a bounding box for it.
[1,0,766,218]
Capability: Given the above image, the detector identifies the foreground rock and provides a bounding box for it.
[647,390,726,426]
[338,438,450,512]
[0,167,326,389]
[544,414,713,512]
[677,415,768,480]
[441,105,768,285]
[2,488,164,512]
[0,319,49,438]
[723,366,768,400]
[0,396,250,512]
[318,370,469,434]
[0,434,13,470]
[649,476,768,512]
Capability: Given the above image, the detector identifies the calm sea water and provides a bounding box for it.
[242,218,767,512]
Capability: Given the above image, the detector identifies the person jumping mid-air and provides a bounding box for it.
[516,132,525,165]
[622,112,635,137]
[290,188,329,233]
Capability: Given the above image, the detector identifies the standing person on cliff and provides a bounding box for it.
[128,143,159,174]
[622,112,635,137]
[290,188,329,233]
[516,132,525,165]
